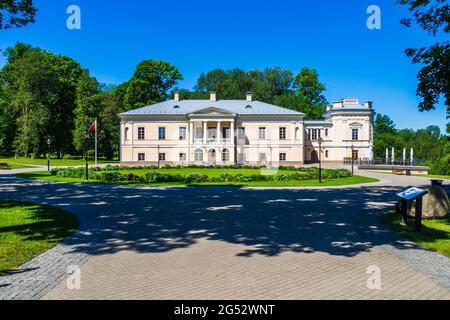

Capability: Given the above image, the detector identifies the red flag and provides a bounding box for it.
[89,120,96,134]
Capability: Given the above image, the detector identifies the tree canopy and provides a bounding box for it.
[124,60,183,109]
[0,0,37,30]
[399,0,450,126]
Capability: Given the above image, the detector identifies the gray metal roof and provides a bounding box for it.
[119,99,305,116]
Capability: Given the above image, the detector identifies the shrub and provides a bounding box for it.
[63,155,83,160]
[218,173,233,182]
[430,154,450,176]
[185,173,209,184]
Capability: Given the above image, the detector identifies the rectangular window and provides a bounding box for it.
[138,153,145,161]
[259,153,267,163]
[179,127,186,140]
[259,127,266,140]
[311,129,318,140]
[325,150,329,158]
[352,150,359,160]
[158,153,166,161]
[279,127,287,140]
[195,149,203,162]
[238,127,246,139]
[352,129,359,140]
[138,127,145,140]
[325,129,329,137]
[195,127,203,139]
[307,129,311,140]
[179,153,186,161]
[159,127,166,140]
[279,153,287,161]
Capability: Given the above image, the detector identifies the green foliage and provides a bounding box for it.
[185,173,209,184]
[374,112,396,135]
[373,113,447,168]
[72,72,99,152]
[399,0,449,121]
[49,166,352,184]
[124,60,183,109]
[430,140,450,175]
[293,67,327,108]
[0,0,37,30]
[1,43,85,157]
[191,66,326,119]
[272,94,326,120]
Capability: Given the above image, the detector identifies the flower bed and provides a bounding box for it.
[50,166,352,184]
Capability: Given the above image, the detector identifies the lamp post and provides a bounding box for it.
[350,144,355,176]
[84,132,90,181]
[318,137,323,183]
[46,138,51,172]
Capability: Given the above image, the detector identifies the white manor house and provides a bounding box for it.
[119,92,374,166]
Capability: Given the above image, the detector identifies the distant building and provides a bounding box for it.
[118,92,374,166]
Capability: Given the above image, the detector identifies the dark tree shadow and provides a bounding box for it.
[1,174,448,259]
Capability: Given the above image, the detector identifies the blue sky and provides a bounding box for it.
[0,0,448,132]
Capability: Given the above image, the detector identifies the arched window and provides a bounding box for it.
[195,149,203,162]
[222,149,230,162]
[124,127,129,141]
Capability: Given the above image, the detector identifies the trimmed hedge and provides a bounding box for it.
[50,166,352,184]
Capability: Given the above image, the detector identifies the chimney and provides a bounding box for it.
[246,92,253,102]
[210,91,217,102]
[364,101,373,109]
[174,91,180,102]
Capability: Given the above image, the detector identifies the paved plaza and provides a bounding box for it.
[0,168,449,300]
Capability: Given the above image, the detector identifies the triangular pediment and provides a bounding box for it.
[349,122,363,127]
[189,107,235,116]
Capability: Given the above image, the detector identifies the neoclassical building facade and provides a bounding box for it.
[119,92,374,166]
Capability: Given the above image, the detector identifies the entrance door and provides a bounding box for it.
[311,150,319,163]
[208,149,216,164]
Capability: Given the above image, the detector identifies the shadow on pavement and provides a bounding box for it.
[0,175,440,259]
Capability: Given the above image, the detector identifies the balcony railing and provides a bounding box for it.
[193,138,234,145]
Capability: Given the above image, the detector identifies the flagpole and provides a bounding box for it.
[95,118,98,167]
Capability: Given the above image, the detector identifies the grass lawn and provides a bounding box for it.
[0,199,79,275]
[419,174,450,181]
[383,210,450,257]
[0,163,35,170]
[16,170,378,187]
[0,157,118,167]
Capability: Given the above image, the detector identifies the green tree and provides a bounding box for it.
[399,0,449,121]
[272,94,326,120]
[293,67,327,108]
[2,43,84,157]
[72,73,99,154]
[193,67,293,101]
[374,113,396,136]
[0,77,16,155]
[0,0,37,30]
[124,60,183,109]
[97,91,124,159]
[2,46,54,157]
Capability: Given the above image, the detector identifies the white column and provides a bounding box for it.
[120,123,125,145]
[130,123,134,145]
[203,121,207,144]
[190,122,194,144]
[217,121,221,145]
[230,121,235,145]
[291,123,296,144]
